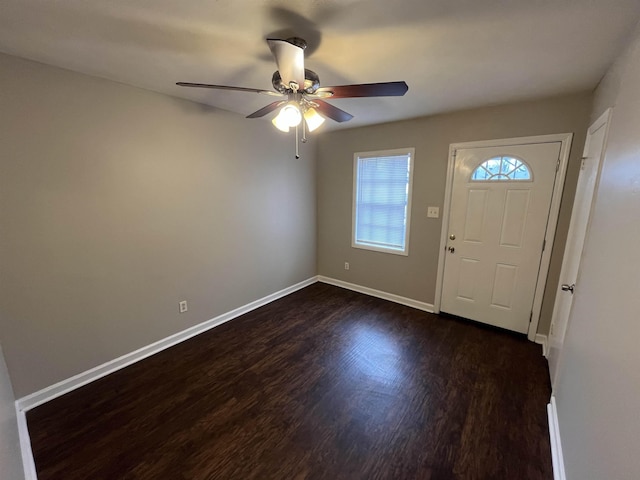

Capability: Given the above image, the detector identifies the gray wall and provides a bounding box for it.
[0,344,23,480]
[316,93,592,335]
[554,23,640,480]
[0,53,316,397]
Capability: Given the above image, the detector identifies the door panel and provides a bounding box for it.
[441,142,561,333]
[491,263,518,309]
[457,258,480,301]
[464,189,488,242]
[548,112,610,386]
[500,190,530,247]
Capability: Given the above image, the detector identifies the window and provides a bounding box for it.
[471,156,532,181]
[352,148,414,255]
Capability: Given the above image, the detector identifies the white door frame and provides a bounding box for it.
[433,133,574,341]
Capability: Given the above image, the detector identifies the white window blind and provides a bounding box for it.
[352,148,414,255]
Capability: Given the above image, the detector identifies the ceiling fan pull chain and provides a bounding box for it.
[295,123,300,159]
[301,116,308,144]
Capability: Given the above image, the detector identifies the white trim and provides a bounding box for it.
[318,276,434,313]
[589,107,612,133]
[433,133,573,342]
[16,406,37,480]
[535,334,548,357]
[351,147,415,256]
[528,134,573,341]
[448,133,573,149]
[434,144,457,313]
[547,396,567,480]
[15,277,317,412]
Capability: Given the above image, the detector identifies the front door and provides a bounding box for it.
[440,141,561,333]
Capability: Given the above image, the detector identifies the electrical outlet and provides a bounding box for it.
[179,300,188,313]
[344,262,350,270]
[427,206,440,218]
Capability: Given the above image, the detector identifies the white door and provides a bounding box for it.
[547,110,611,386]
[440,142,561,333]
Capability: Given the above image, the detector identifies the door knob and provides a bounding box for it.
[449,234,456,240]
[448,246,455,253]
[561,283,575,294]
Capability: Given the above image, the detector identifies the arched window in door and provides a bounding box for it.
[471,156,532,181]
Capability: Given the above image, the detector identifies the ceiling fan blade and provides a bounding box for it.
[267,39,305,89]
[176,82,283,97]
[313,100,353,123]
[246,101,287,119]
[315,81,408,98]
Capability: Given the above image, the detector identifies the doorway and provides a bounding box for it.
[434,134,573,338]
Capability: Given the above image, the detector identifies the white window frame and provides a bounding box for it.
[351,147,415,256]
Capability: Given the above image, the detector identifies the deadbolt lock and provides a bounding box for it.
[449,234,456,240]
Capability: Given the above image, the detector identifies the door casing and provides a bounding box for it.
[434,133,573,341]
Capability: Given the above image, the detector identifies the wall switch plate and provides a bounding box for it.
[427,206,440,218]
[179,300,188,313]
[344,262,350,270]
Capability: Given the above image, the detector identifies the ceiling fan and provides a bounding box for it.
[177,37,408,139]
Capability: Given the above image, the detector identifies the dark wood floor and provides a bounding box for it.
[27,283,553,479]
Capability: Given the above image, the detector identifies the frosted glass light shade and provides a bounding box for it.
[272,102,302,132]
[280,103,302,127]
[304,108,325,132]
[272,115,290,132]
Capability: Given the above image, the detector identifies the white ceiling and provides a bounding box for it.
[1,0,639,130]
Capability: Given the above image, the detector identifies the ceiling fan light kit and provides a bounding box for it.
[303,107,325,132]
[280,102,303,126]
[177,37,408,157]
[271,115,290,133]
[272,101,302,132]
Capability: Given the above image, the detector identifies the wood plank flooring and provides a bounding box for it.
[27,283,553,479]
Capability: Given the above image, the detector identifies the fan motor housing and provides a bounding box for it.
[272,69,320,94]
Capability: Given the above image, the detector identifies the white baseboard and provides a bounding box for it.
[16,276,317,413]
[547,395,567,480]
[535,334,549,356]
[317,276,434,313]
[16,406,37,480]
